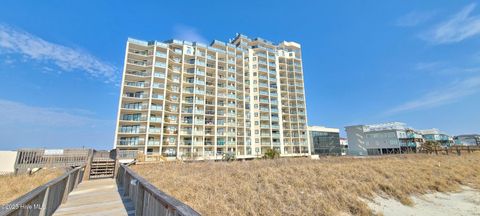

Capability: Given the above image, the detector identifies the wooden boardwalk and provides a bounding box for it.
[53,178,134,216]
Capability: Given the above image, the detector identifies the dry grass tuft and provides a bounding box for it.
[133,153,480,216]
[0,169,64,205]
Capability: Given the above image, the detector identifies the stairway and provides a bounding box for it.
[89,159,116,179]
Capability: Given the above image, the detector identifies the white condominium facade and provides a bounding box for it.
[114,34,309,159]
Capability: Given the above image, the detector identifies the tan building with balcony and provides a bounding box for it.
[114,34,309,159]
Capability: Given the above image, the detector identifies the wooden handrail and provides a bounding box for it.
[117,164,200,216]
[0,166,85,216]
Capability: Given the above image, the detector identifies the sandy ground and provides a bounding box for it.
[367,186,480,216]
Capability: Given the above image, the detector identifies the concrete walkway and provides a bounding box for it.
[54,178,134,216]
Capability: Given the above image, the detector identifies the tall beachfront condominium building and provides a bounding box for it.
[114,34,309,159]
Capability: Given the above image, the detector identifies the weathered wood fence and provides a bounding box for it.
[0,166,85,216]
[116,164,200,216]
[15,149,91,173]
[419,145,480,155]
[117,150,139,161]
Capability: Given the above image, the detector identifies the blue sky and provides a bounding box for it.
[0,0,479,150]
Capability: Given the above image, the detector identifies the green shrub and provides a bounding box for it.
[222,152,236,161]
[263,148,280,159]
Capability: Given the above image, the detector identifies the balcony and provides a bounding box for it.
[205,110,215,115]
[165,118,178,124]
[155,62,166,68]
[129,49,150,56]
[182,109,193,114]
[180,130,192,135]
[118,139,144,146]
[152,83,164,89]
[154,72,165,78]
[194,90,205,95]
[259,91,268,96]
[194,80,205,85]
[151,94,164,100]
[149,128,162,134]
[196,70,205,76]
[118,127,146,134]
[125,82,148,88]
[126,70,149,77]
[148,140,160,146]
[123,93,148,99]
[127,59,149,67]
[155,51,167,58]
[122,104,146,110]
[150,116,162,122]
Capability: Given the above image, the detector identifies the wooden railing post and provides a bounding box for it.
[62,172,72,203]
[39,187,50,216]
[135,184,145,216]
[74,169,81,188]
[124,172,130,197]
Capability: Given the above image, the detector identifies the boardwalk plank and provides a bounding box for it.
[53,178,133,216]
